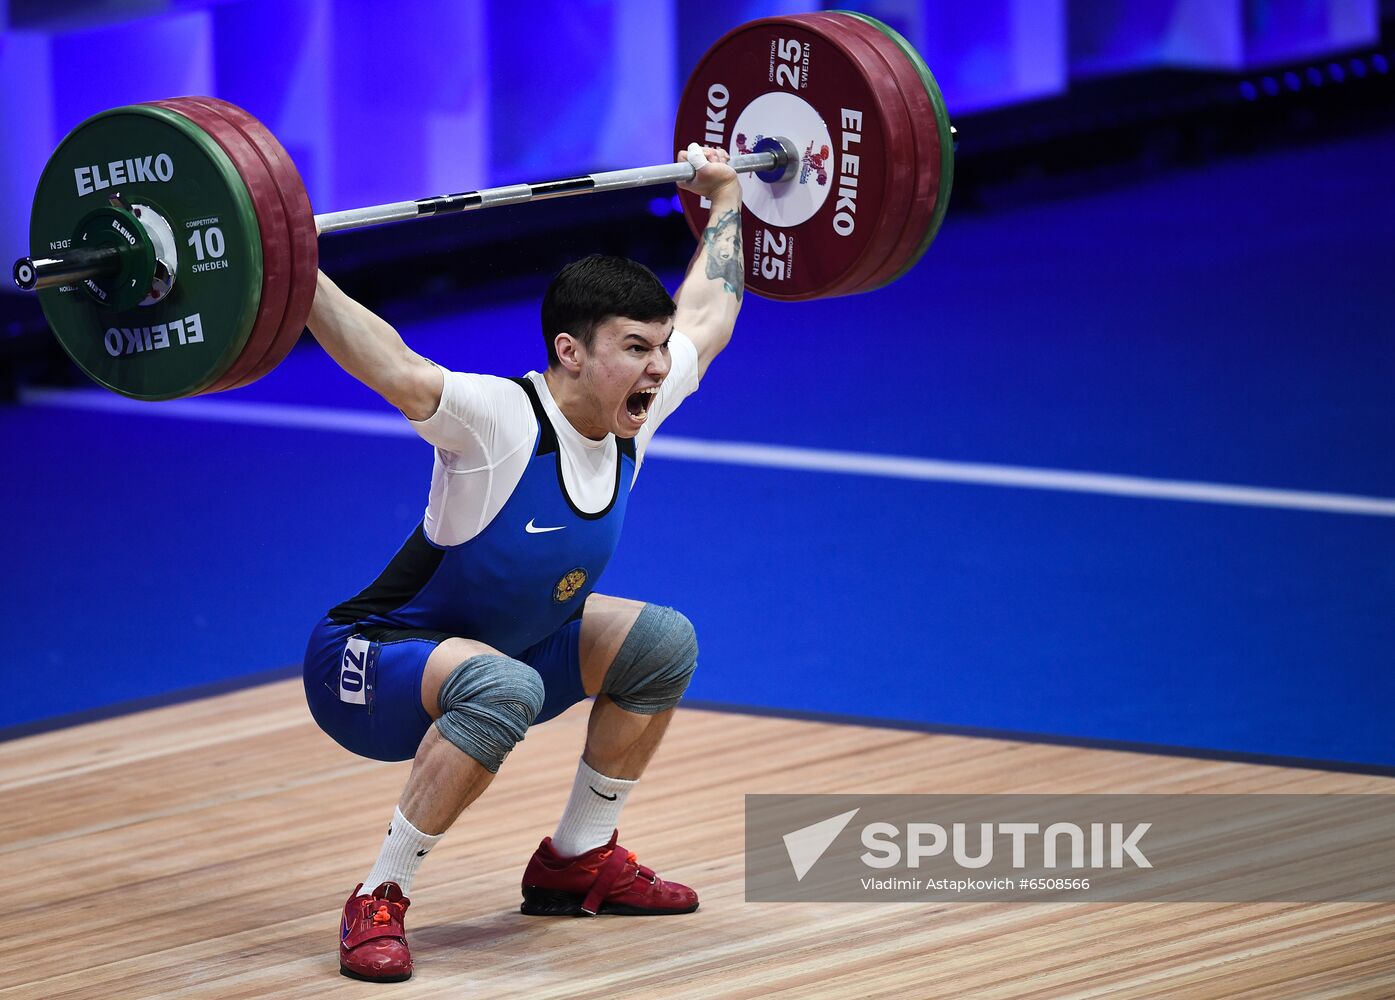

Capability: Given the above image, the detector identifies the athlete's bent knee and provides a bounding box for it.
[434,654,545,772]
[600,604,698,715]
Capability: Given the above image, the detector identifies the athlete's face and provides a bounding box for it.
[581,316,673,439]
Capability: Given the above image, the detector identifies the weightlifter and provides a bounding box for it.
[302,145,739,982]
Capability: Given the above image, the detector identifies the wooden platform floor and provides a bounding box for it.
[3,680,1392,999]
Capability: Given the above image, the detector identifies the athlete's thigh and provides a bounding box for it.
[578,593,647,697]
[304,619,478,762]
[421,636,510,718]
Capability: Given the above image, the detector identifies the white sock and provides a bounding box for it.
[551,757,636,858]
[360,806,443,897]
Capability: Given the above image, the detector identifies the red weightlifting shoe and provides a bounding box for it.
[339,882,412,982]
[520,830,699,917]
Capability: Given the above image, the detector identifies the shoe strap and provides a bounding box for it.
[343,898,407,950]
[580,847,635,915]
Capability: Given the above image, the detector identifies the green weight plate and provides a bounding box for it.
[30,105,263,400]
[839,11,954,288]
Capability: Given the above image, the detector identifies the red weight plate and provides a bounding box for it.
[149,98,291,394]
[674,16,915,301]
[781,14,920,297]
[837,11,954,290]
[803,12,939,295]
[783,12,920,298]
[193,97,318,391]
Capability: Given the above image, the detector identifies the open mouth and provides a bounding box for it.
[625,386,659,422]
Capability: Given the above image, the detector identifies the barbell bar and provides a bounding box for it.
[317,143,795,236]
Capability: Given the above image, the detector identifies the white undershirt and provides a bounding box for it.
[407,331,700,546]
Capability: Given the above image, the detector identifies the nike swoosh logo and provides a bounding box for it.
[526,519,565,534]
[589,786,618,801]
[416,849,429,857]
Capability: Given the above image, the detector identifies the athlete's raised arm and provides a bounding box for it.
[307,270,443,421]
[673,145,743,382]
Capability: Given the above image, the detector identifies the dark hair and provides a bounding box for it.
[541,254,676,367]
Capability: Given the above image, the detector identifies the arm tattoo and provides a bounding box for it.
[702,209,744,301]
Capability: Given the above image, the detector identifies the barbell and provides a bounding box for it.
[11,12,954,401]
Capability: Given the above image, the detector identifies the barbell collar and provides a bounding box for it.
[13,246,122,291]
[313,147,788,236]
